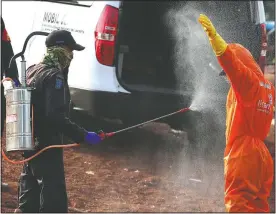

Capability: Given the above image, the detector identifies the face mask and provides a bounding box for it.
[42,46,74,70]
[68,51,74,61]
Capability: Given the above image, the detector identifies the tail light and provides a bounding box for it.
[95,5,119,66]
[258,23,267,73]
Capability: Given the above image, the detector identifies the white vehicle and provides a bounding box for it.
[3,1,267,143]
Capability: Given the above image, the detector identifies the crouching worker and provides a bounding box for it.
[198,15,275,212]
[14,30,103,213]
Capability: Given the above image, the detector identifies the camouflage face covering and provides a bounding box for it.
[42,46,73,70]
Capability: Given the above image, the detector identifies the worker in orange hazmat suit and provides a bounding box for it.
[198,14,275,212]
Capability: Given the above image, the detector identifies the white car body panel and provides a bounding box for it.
[2,0,128,94]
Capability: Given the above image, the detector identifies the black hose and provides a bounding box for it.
[8,31,49,69]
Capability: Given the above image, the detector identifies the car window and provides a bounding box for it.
[264,1,275,66]
[264,1,275,21]
[266,29,275,66]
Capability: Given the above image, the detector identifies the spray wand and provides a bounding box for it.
[98,107,190,139]
[2,107,191,164]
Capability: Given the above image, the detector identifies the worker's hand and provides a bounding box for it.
[13,78,20,87]
[2,78,21,96]
[2,80,13,96]
[198,14,228,56]
[85,132,102,145]
[198,14,217,39]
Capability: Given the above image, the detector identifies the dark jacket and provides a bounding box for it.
[26,63,87,150]
[1,17,18,80]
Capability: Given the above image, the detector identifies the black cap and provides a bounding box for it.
[45,30,85,51]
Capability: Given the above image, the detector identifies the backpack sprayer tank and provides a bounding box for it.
[5,31,49,152]
[5,60,33,152]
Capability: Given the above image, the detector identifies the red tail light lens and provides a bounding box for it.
[258,23,267,73]
[95,5,119,66]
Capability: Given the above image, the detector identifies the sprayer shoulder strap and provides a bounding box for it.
[27,64,43,89]
[27,65,60,90]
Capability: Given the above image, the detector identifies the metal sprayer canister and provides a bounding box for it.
[5,87,34,152]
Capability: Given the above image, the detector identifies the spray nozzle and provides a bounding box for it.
[97,130,106,140]
[179,107,191,113]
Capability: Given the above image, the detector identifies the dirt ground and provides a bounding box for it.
[1,121,275,213]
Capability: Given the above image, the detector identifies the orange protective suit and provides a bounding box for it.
[218,44,275,212]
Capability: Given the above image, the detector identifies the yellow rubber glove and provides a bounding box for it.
[198,14,228,56]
